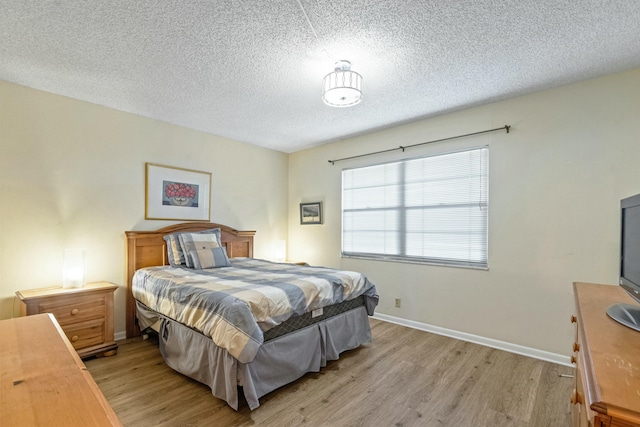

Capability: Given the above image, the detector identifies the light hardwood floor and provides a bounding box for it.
[85,319,573,426]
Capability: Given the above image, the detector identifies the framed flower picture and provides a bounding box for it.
[145,163,211,220]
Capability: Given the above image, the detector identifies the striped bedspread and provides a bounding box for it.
[132,258,378,363]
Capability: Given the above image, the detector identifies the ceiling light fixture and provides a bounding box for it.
[295,0,363,108]
[322,60,363,107]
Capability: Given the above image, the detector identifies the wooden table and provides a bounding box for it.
[572,282,640,427]
[0,313,121,426]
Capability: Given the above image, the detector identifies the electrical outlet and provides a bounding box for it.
[395,298,401,308]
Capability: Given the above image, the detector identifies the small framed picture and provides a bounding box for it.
[145,163,211,220]
[300,202,322,225]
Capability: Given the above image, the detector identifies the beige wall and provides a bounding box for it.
[288,68,640,357]
[0,81,289,335]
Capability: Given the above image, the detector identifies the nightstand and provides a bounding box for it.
[16,281,118,359]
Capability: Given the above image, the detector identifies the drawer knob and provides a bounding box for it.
[71,335,79,342]
[571,315,577,323]
[71,308,79,315]
[573,342,580,352]
[570,389,583,405]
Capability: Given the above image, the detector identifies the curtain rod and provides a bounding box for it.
[328,125,511,165]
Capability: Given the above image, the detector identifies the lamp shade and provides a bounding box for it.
[274,240,286,263]
[322,60,363,107]
[63,249,87,288]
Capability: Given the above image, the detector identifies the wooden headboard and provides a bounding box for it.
[125,222,255,338]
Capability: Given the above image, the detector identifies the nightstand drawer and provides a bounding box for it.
[62,318,106,350]
[38,294,106,326]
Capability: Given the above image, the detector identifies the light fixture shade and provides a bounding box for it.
[63,248,87,288]
[274,240,286,263]
[322,60,363,107]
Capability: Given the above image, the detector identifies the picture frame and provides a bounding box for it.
[300,202,322,225]
[145,163,211,221]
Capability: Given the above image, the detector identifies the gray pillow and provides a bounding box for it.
[164,228,222,267]
[190,247,232,269]
[178,228,223,268]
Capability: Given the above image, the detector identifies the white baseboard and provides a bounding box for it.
[372,313,573,367]
[115,331,127,341]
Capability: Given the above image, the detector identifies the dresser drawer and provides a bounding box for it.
[62,318,106,350]
[38,294,106,326]
[574,353,593,427]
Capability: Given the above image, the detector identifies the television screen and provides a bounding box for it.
[621,194,640,303]
[608,193,640,331]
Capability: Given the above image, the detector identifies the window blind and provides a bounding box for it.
[342,147,488,268]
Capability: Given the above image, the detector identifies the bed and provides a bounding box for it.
[125,222,378,410]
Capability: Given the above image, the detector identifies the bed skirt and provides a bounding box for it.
[137,302,373,410]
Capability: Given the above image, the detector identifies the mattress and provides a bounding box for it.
[137,294,368,341]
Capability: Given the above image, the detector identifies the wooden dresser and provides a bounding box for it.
[0,313,121,426]
[572,282,640,427]
[16,282,118,359]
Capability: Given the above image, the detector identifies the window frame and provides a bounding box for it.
[341,146,489,269]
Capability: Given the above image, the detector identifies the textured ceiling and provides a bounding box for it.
[2,1,640,153]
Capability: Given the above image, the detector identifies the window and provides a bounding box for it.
[342,147,488,268]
